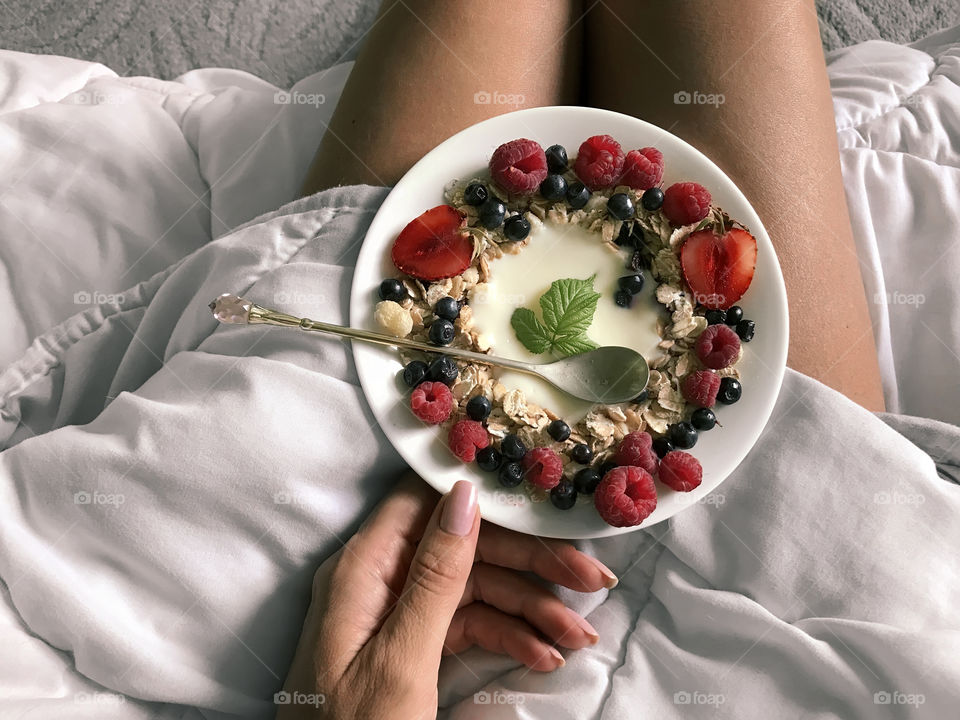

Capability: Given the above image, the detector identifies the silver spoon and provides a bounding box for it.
[210,293,649,404]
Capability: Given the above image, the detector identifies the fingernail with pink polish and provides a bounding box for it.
[587,555,618,588]
[549,646,565,667]
[440,480,477,536]
[566,607,599,642]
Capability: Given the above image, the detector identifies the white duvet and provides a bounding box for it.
[0,28,958,720]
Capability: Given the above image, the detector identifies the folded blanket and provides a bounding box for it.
[0,184,957,720]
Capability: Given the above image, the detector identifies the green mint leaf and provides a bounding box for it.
[539,276,601,341]
[510,307,552,354]
[552,334,598,356]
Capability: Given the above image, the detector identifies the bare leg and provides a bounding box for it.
[300,0,584,193]
[586,0,885,411]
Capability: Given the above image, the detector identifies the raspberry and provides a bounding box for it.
[658,451,702,492]
[662,182,712,226]
[521,447,563,489]
[619,147,664,190]
[614,431,658,475]
[695,324,741,369]
[681,369,721,407]
[448,419,489,462]
[489,139,548,195]
[594,466,657,527]
[574,135,625,190]
[410,381,453,424]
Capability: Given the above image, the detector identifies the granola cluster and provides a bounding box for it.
[380,176,743,484]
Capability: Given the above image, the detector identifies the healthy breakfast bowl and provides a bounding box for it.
[351,106,788,539]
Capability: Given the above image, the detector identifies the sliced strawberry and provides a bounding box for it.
[680,228,757,309]
[391,205,473,281]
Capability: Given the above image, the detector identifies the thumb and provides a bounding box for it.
[381,480,479,667]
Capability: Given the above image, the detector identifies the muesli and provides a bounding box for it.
[374,135,758,527]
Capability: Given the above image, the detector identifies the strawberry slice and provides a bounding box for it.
[391,205,473,281]
[680,228,758,309]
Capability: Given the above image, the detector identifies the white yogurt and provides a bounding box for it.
[469,221,661,421]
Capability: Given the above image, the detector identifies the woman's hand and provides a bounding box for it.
[277,473,617,719]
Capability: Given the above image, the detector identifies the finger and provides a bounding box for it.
[316,472,437,664]
[476,524,618,592]
[379,480,481,671]
[444,603,565,672]
[460,563,598,649]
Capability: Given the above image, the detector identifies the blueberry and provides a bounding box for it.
[498,461,524,487]
[434,296,460,321]
[501,434,527,462]
[378,278,407,303]
[615,222,633,247]
[545,144,568,173]
[608,192,635,221]
[691,407,716,430]
[427,356,458,386]
[466,395,492,421]
[478,197,506,229]
[641,186,664,211]
[599,460,618,476]
[702,309,724,325]
[550,481,578,510]
[503,215,531,241]
[429,318,456,346]
[571,443,593,464]
[717,377,742,404]
[670,421,698,450]
[547,419,571,442]
[652,437,674,458]
[401,360,428,388]
[614,290,633,308]
[632,389,649,403]
[476,446,502,472]
[573,467,602,494]
[724,306,743,326]
[539,174,568,203]
[736,319,756,342]
[566,181,591,209]
[618,273,645,295]
[464,182,488,206]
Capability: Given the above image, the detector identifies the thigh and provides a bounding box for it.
[585,0,885,411]
[300,0,585,194]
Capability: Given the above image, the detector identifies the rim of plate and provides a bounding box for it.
[350,105,788,539]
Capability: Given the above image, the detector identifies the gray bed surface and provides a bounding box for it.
[0,0,957,88]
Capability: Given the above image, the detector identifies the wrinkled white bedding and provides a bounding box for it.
[0,27,958,720]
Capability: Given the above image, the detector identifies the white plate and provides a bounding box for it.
[351,106,788,539]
